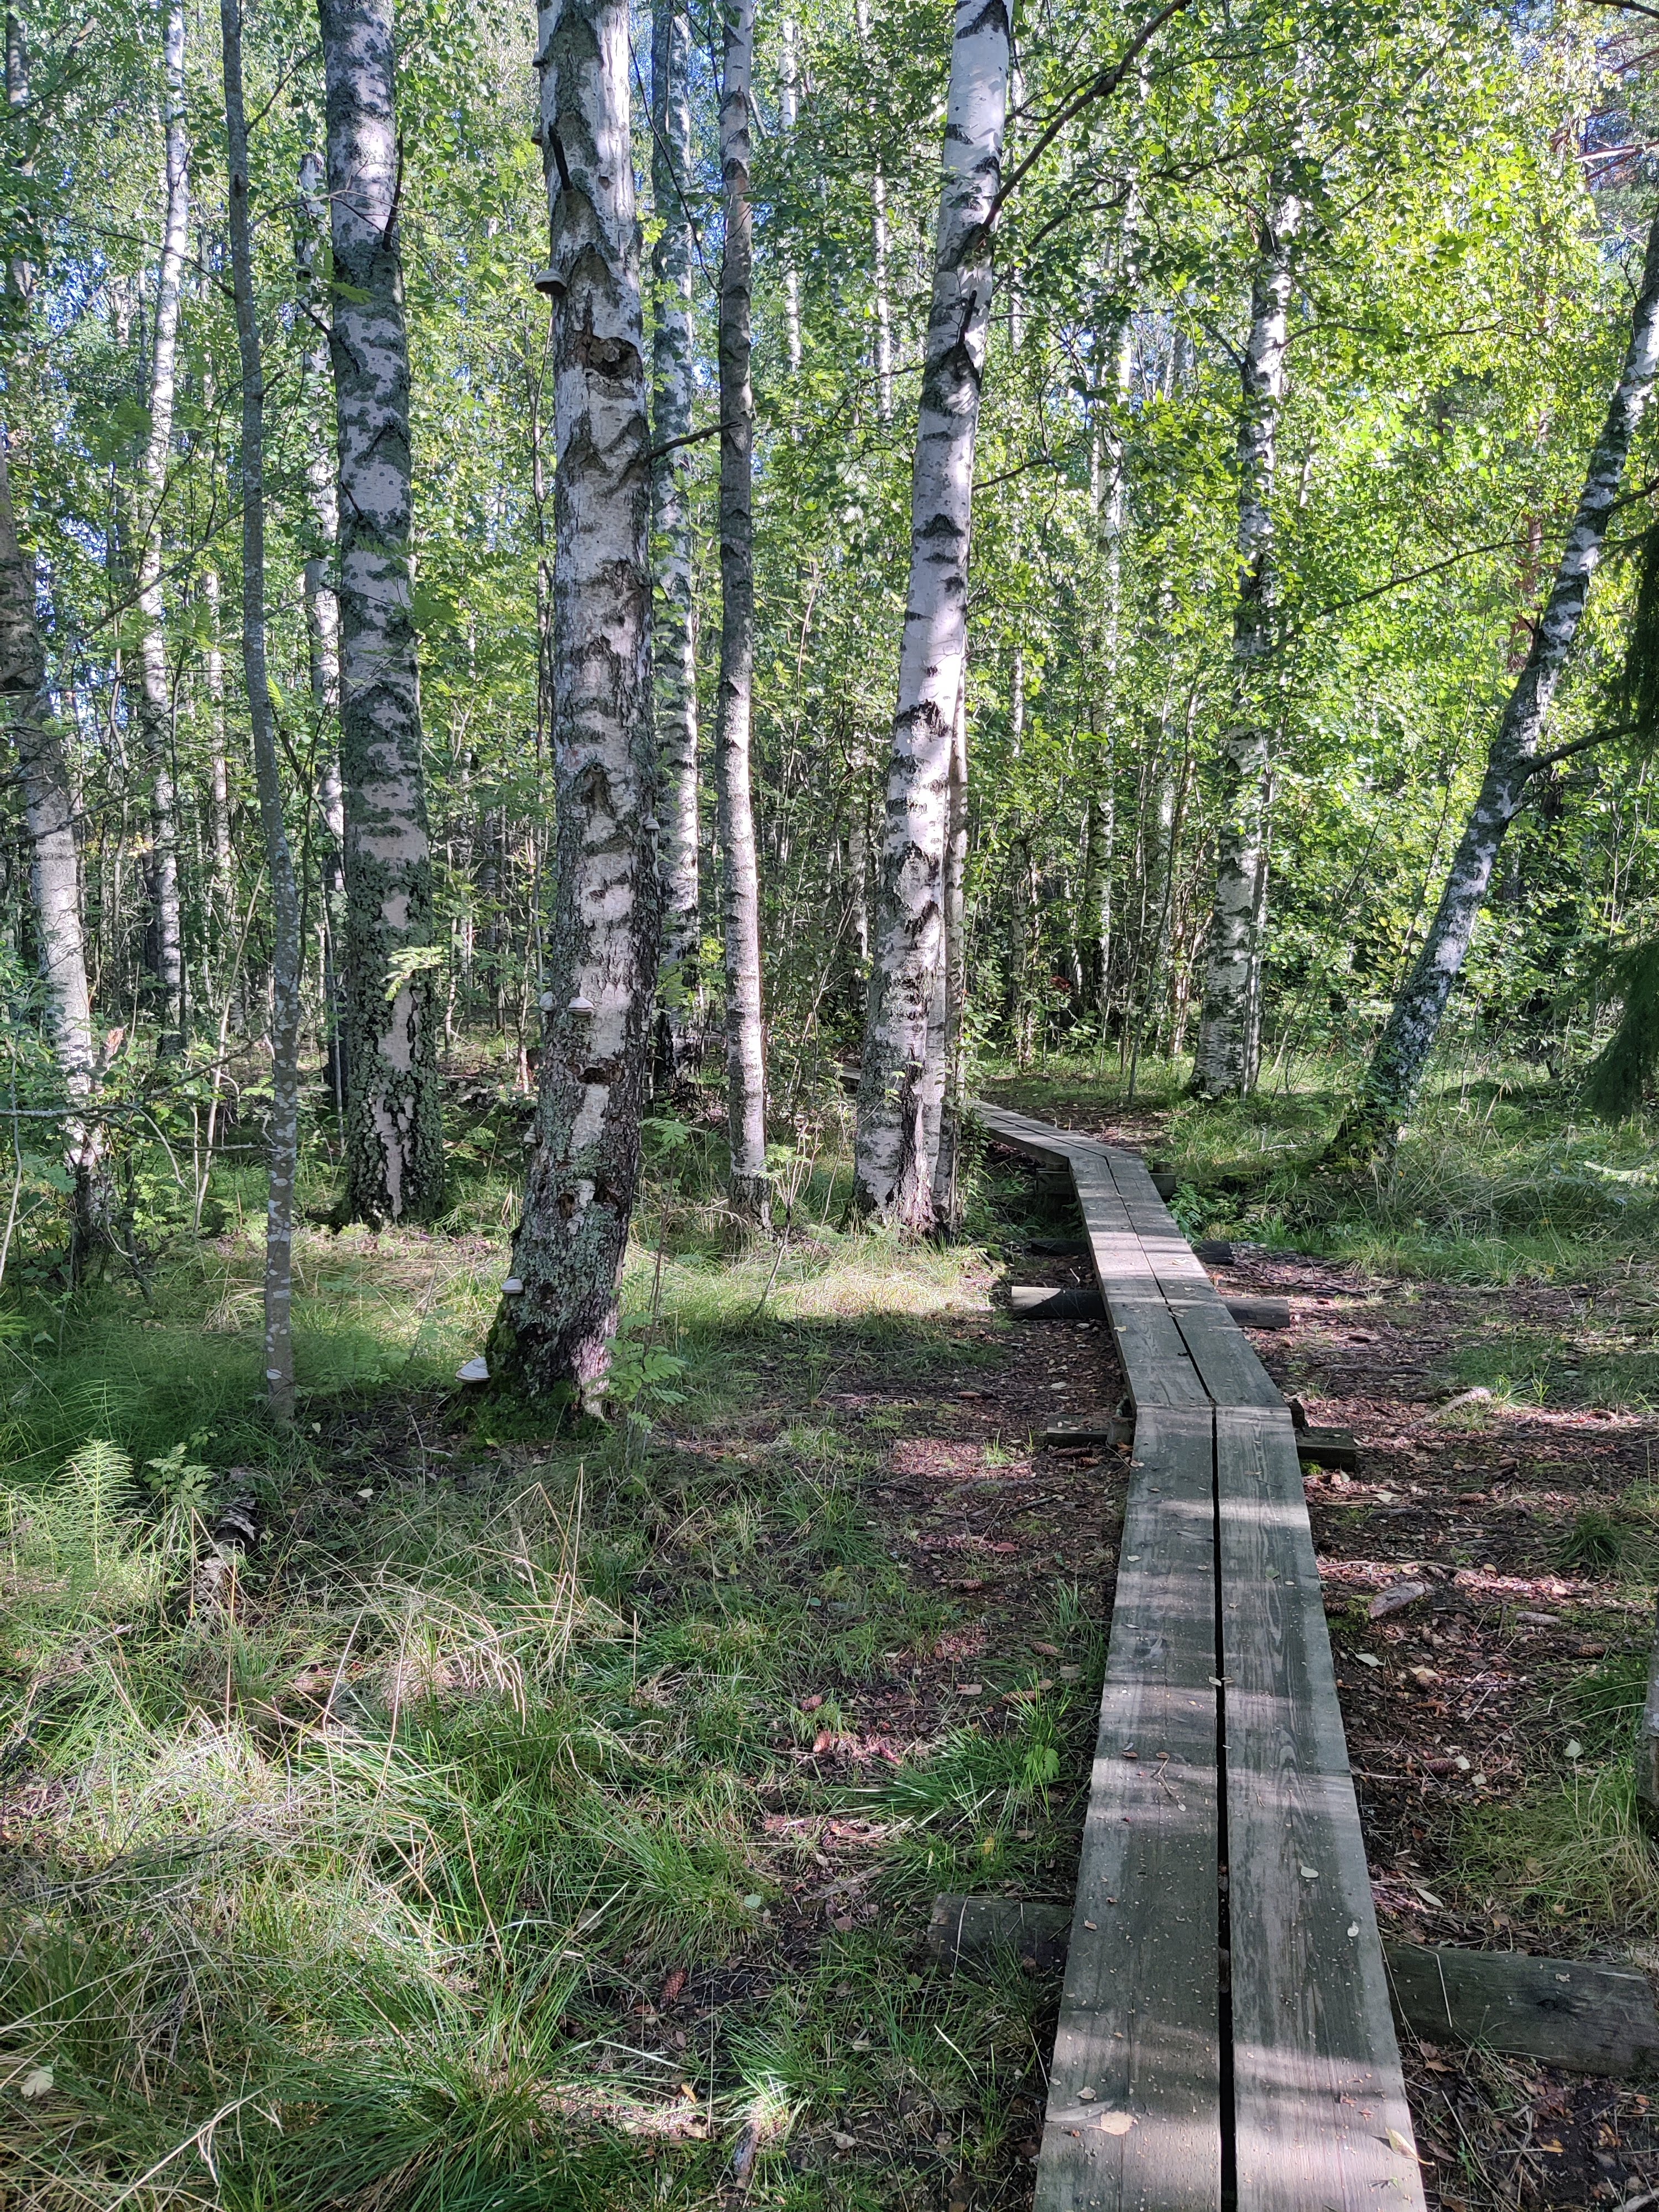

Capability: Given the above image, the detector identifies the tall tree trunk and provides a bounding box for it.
[296,145,348,1109]
[135,0,189,1052]
[715,0,769,1224]
[779,15,803,376]
[487,0,658,1405]
[320,0,445,1224]
[6,11,34,309]
[854,0,893,419]
[1334,201,1659,1160]
[931,678,968,1226]
[200,565,234,935]
[0,436,106,1272]
[853,0,1009,1227]
[221,0,302,1421]
[650,0,700,1083]
[1191,164,1301,1099]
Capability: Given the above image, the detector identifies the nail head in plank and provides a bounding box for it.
[1215,1404,1425,2212]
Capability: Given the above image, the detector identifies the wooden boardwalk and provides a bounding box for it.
[975,1101,1425,2212]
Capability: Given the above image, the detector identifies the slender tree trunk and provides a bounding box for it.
[715,0,769,1224]
[320,0,445,1224]
[296,145,348,1108]
[931,678,969,1226]
[779,16,803,376]
[1335,200,1659,1160]
[135,0,189,1052]
[650,0,701,1083]
[1192,165,1301,1099]
[853,0,894,420]
[200,566,234,925]
[853,0,1008,1227]
[221,0,302,1422]
[487,0,658,1405]
[0,436,107,1272]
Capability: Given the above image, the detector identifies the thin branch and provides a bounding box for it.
[992,0,1192,216]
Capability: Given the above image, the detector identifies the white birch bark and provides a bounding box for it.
[295,145,348,1102]
[853,0,1009,1226]
[320,0,445,1223]
[200,565,234,932]
[650,0,700,1079]
[930,679,968,1225]
[221,0,302,1421]
[488,0,658,1404]
[134,0,189,1051]
[715,0,770,1223]
[1192,165,1301,1099]
[853,0,894,420]
[1340,201,1659,1152]
[0,435,106,1270]
[779,16,803,376]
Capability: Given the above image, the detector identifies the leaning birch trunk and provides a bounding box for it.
[650,0,701,1082]
[221,0,302,1422]
[485,0,658,1405]
[853,0,1009,1227]
[320,0,445,1224]
[1335,200,1659,1161]
[715,0,770,1225]
[1191,165,1301,1099]
[134,0,189,1051]
[296,146,348,1109]
[200,566,235,940]
[0,436,106,1273]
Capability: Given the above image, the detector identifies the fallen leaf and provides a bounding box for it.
[800,1694,825,1712]
[1098,2111,1135,2136]
[1386,2128,1416,2159]
[19,2067,52,2099]
[1355,1652,1383,1669]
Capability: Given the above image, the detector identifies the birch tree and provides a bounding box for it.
[650,0,700,1081]
[486,0,658,1403]
[853,0,1010,1228]
[853,0,893,419]
[1334,199,1659,1161]
[319,0,445,1224]
[0,435,106,1271]
[133,0,189,1052]
[1191,161,1301,1099]
[221,0,302,1418]
[296,145,347,1104]
[715,0,770,1224]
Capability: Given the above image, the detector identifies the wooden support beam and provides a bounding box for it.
[930,1900,1659,2078]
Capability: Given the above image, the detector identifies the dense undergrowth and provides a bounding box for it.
[5,1049,1659,2204]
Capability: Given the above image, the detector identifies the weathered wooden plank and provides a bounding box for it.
[1102,1297,1213,1408]
[1045,1415,1135,1448]
[933,1905,1659,2080]
[928,1893,1072,1974]
[1012,1285,1108,1320]
[1384,1944,1659,2075]
[1297,1426,1359,1472]
[1215,1404,1426,2212]
[1225,1297,1291,1330]
[1035,1402,1223,2212]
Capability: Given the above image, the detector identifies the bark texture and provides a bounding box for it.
[296,147,348,1102]
[222,0,303,1420]
[1192,166,1301,1099]
[853,0,1009,1227]
[487,0,658,1402]
[320,0,445,1223]
[714,0,770,1224]
[650,0,700,1079]
[134,0,189,1050]
[1337,201,1659,1156]
[0,435,105,1269]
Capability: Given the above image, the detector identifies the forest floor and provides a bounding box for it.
[5,1055,1659,2207]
